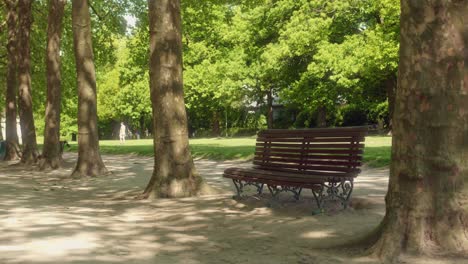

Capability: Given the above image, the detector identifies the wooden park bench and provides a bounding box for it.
[223,127,367,211]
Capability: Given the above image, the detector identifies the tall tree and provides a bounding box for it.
[17,0,38,164]
[0,112,3,141]
[142,0,205,198]
[40,0,66,170]
[71,0,107,177]
[3,0,21,161]
[371,1,468,261]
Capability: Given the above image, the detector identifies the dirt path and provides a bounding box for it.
[0,153,459,264]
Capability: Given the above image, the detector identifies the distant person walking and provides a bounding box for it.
[119,122,126,144]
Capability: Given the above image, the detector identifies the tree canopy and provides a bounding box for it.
[1,0,400,138]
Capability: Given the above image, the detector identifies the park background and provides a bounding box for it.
[0,0,398,142]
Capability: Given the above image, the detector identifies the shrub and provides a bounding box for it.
[340,104,368,126]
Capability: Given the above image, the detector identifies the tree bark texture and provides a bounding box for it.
[17,0,38,164]
[143,0,204,198]
[40,0,66,170]
[4,0,21,161]
[371,1,468,262]
[71,0,107,177]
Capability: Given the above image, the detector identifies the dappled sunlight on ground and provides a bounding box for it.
[1,153,459,263]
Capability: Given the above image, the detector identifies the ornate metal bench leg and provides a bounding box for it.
[321,179,354,209]
[341,179,354,209]
[311,184,325,214]
[232,179,244,199]
[257,183,264,195]
[294,187,303,201]
[267,185,280,199]
[267,185,302,201]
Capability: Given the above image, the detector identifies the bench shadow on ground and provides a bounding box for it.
[2,153,454,264]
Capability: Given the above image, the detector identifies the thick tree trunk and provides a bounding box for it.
[143,0,206,198]
[370,2,468,262]
[71,0,108,177]
[4,0,21,161]
[40,0,66,170]
[17,0,38,164]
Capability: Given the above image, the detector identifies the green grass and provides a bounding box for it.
[65,137,258,161]
[362,136,392,167]
[59,135,392,167]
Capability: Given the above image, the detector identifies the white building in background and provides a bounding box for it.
[0,116,22,144]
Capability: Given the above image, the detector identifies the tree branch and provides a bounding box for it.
[88,2,103,21]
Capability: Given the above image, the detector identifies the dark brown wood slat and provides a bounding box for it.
[256,142,365,149]
[224,168,356,180]
[253,157,362,167]
[258,134,366,140]
[257,137,365,143]
[224,173,324,187]
[226,174,325,185]
[259,130,367,137]
[255,147,363,155]
[252,161,352,172]
[249,166,358,177]
[258,126,367,135]
[254,152,363,161]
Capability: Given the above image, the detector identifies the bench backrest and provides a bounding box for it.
[253,127,367,177]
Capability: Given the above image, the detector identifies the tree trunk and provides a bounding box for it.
[0,112,3,141]
[370,2,468,262]
[266,86,273,129]
[316,106,327,128]
[4,0,21,161]
[211,111,220,137]
[40,0,66,170]
[143,0,206,198]
[71,0,108,177]
[267,87,273,129]
[17,0,38,164]
[139,115,145,136]
[385,73,397,132]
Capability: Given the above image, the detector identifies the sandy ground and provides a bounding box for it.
[0,153,464,264]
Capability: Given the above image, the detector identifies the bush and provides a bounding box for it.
[191,128,213,138]
[293,111,315,128]
[368,101,389,126]
[340,104,368,126]
[225,127,258,137]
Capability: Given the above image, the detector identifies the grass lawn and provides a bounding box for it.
[55,135,392,167]
[362,136,392,167]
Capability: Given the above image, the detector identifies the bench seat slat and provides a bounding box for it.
[253,157,362,167]
[254,148,363,155]
[258,132,366,138]
[225,174,322,188]
[251,166,360,176]
[257,137,365,143]
[254,151,363,161]
[224,168,356,183]
[256,143,365,149]
[258,127,367,134]
[252,161,354,173]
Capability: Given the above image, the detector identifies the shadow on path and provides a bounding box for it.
[0,153,398,264]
